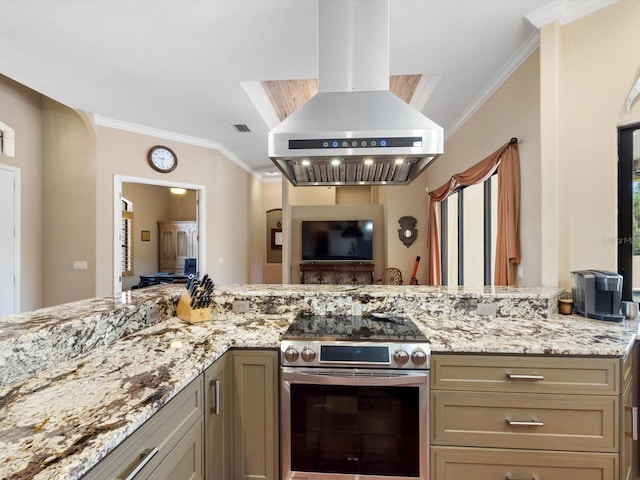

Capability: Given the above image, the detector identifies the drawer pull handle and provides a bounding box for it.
[506,373,544,381]
[506,418,544,427]
[634,406,638,441]
[210,378,221,415]
[505,474,535,480]
[120,447,159,480]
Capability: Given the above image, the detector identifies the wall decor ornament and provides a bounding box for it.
[398,216,418,247]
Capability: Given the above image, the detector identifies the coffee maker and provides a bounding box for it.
[571,270,624,322]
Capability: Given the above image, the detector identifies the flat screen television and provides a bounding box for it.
[301,220,374,261]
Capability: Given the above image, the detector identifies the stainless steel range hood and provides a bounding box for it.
[268,0,443,186]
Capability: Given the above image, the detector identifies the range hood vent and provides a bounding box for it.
[268,0,443,186]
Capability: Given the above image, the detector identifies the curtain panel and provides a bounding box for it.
[427,139,521,286]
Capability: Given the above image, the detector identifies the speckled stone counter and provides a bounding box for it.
[0,284,638,480]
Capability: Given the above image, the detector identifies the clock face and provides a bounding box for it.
[148,146,177,173]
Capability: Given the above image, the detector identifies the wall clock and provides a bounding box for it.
[147,146,177,173]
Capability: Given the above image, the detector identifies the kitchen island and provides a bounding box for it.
[0,284,637,479]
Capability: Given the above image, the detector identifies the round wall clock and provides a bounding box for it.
[147,146,177,173]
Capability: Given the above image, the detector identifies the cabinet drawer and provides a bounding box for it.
[432,390,618,452]
[83,377,203,480]
[431,354,619,395]
[432,446,618,480]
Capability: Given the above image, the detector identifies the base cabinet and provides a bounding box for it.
[432,446,618,480]
[204,349,279,480]
[83,377,204,480]
[430,354,632,480]
[231,350,279,480]
[204,352,231,480]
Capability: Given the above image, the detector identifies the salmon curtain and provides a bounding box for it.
[427,139,521,286]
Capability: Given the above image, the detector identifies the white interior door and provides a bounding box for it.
[0,164,19,315]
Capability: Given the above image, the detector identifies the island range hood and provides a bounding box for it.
[268,0,443,186]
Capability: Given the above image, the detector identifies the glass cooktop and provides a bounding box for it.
[282,313,428,342]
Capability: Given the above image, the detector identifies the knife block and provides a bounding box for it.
[176,289,211,324]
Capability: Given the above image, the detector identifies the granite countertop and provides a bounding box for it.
[1,284,638,480]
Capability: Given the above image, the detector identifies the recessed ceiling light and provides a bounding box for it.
[170,187,186,195]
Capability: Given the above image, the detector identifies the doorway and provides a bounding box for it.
[0,164,20,315]
[113,175,206,294]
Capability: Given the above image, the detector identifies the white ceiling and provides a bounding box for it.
[0,0,614,180]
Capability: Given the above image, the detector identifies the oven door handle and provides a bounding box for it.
[281,368,428,387]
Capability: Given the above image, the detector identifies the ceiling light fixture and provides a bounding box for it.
[170,187,187,195]
[331,159,341,166]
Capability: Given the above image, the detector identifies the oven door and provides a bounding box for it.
[281,367,429,480]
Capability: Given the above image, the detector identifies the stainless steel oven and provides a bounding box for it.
[280,314,430,480]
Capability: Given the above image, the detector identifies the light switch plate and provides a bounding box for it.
[73,260,88,270]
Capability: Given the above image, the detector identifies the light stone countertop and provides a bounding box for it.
[1,284,638,480]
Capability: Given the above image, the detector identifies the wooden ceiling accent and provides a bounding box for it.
[262,74,421,122]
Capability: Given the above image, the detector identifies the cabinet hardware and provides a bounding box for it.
[506,373,544,381]
[506,418,544,427]
[505,474,534,480]
[210,378,220,415]
[634,407,638,441]
[119,447,159,480]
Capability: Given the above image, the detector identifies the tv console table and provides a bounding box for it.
[300,263,374,285]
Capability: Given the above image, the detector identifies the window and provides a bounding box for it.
[441,175,498,286]
[121,198,134,278]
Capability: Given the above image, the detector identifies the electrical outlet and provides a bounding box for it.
[146,305,159,325]
[73,260,88,270]
[232,300,250,313]
[477,303,497,317]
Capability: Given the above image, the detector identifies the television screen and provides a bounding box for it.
[301,220,374,261]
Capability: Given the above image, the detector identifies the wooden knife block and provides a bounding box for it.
[176,289,211,324]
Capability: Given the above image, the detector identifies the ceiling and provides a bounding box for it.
[0,0,614,181]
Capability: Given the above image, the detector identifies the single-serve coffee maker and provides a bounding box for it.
[571,270,624,322]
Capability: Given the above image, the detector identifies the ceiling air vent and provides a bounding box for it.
[233,124,251,132]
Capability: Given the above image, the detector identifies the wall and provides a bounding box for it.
[261,181,283,284]
[419,49,542,286]
[95,127,252,296]
[41,98,97,306]
[0,75,42,312]
[542,0,640,288]
[290,204,385,283]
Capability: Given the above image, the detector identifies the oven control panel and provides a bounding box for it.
[281,340,430,369]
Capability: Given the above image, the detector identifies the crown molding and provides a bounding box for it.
[525,0,618,28]
[92,114,269,181]
[445,31,540,142]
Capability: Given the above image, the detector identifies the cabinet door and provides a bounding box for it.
[148,418,203,480]
[231,350,279,480]
[432,446,618,480]
[159,225,176,271]
[204,353,231,480]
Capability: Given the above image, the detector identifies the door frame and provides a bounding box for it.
[113,175,206,294]
[0,163,21,313]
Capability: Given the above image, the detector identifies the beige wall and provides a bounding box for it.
[0,75,42,311]
[420,49,542,286]
[290,204,385,283]
[543,0,640,288]
[262,182,284,284]
[41,98,97,306]
[95,127,252,295]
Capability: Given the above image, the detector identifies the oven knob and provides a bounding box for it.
[301,346,316,362]
[284,347,299,363]
[393,348,409,365]
[411,348,428,366]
